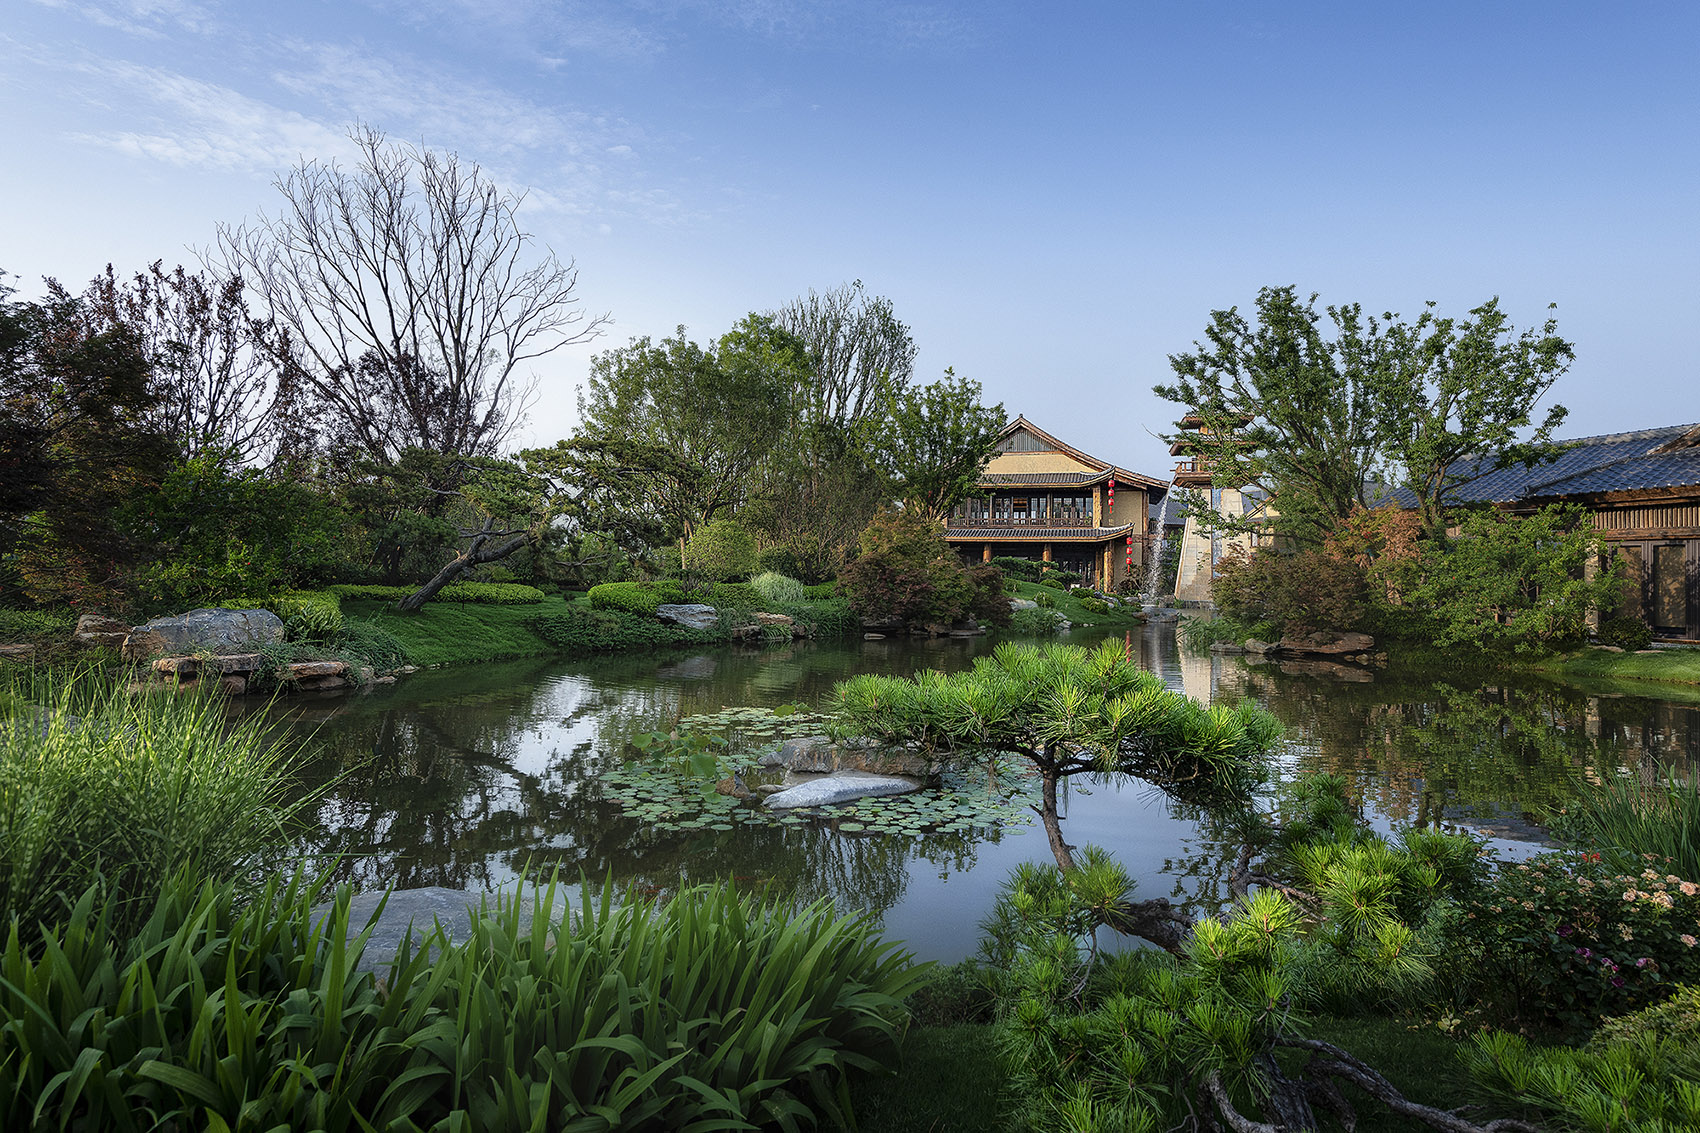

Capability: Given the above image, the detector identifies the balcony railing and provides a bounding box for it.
[952,514,1097,529]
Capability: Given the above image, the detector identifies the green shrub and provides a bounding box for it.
[1597,614,1654,651]
[0,608,74,643]
[802,581,839,601]
[684,518,759,581]
[707,582,763,609]
[335,618,409,671]
[0,870,924,1131]
[1008,607,1065,635]
[1177,613,1278,652]
[750,571,810,606]
[840,512,1008,629]
[1078,596,1110,615]
[1213,546,1368,636]
[1454,851,1700,1033]
[1550,771,1700,884]
[774,599,860,640]
[989,556,1042,581]
[528,607,718,655]
[0,669,303,939]
[1033,589,1056,608]
[1037,577,1065,590]
[1466,1014,1700,1132]
[325,582,545,605]
[587,580,690,615]
[1394,504,1622,655]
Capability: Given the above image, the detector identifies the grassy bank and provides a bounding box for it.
[344,593,860,668]
[1525,644,1700,688]
[1005,579,1148,629]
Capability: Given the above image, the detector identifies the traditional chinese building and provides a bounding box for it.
[945,416,1168,589]
[1169,414,1270,602]
[1419,422,1700,642]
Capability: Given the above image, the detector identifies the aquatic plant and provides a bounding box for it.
[0,668,304,938]
[0,868,925,1130]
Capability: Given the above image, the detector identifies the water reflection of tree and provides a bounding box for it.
[1236,664,1664,827]
[275,639,1003,918]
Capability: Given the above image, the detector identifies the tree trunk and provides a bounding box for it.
[1037,762,1077,873]
[397,521,530,612]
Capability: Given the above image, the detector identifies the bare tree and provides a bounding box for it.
[74,262,290,466]
[214,125,608,466]
[771,279,916,431]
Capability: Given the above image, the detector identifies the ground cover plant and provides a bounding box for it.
[1548,768,1700,889]
[0,669,304,939]
[341,595,571,666]
[0,870,924,1131]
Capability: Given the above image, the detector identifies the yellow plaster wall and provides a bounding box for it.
[984,451,1097,476]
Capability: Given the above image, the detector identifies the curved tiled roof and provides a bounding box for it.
[945,523,1140,541]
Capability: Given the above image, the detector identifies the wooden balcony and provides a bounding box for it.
[1172,458,1215,487]
[951,514,1096,529]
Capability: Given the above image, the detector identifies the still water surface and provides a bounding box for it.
[274,627,1700,961]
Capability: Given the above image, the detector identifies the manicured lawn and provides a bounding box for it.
[1526,644,1700,689]
[846,1024,1003,1132]
[340,596,570,666]
[1006,579,1148,629]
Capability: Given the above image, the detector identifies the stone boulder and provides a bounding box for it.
[656,603,719,631]
[1009,598,1038,610]
[0,644,37,663]
[764,771,923,809]
[135,608,285,654]
[1276,630,1376,657]
[73,614,132,648]
[761,735,939,778]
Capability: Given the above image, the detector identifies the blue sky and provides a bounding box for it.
[4,1,1695,477]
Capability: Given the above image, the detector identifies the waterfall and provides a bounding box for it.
[1140,485,1174,603]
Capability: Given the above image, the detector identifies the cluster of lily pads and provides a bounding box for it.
[598,706,1039,837]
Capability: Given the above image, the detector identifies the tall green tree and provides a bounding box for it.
[863,368,1004,519]
[573,316,803,544]
[1156,286,1572,542]
[0,277,174,609]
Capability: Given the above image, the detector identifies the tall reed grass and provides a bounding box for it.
[0,668,304,938]
[0,869,927,1131]
[1559,767,1700,881]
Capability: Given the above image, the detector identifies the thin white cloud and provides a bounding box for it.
[64,60,354,172]
[26,0,219,38]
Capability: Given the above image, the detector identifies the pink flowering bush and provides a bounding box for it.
[1456,851,1700,1032]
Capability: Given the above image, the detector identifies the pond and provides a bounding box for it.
[269,626,1700,962]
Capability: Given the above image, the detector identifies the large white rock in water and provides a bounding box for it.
[764,771,922,809]
[656,603,719,631]
[136,608,285,653]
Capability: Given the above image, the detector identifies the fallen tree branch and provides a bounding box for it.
[1277,1037,1544,1133]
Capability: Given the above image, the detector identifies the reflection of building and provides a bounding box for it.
[1403,423,1700,642]
[1169,414,1271,602]
[945,416,1168,589]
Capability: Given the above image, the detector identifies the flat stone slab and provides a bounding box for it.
[136,608,284,653]
[764,771,923,810]
[656,603,719,631]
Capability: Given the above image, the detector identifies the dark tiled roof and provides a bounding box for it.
[1388,423,1700,506]
[945,524,1138,541]
[979,472,1105,485]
